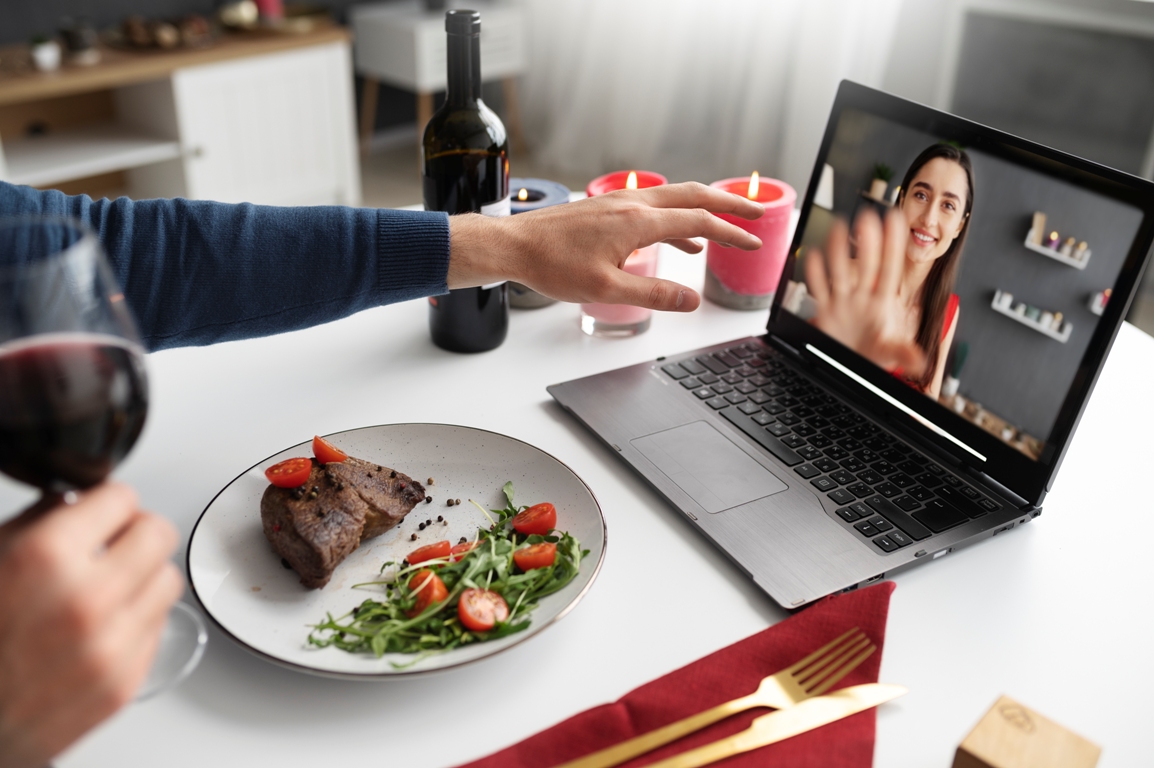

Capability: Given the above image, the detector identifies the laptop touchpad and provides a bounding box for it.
[631,421,787,514]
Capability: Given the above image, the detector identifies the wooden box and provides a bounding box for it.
[953,695,1100,768]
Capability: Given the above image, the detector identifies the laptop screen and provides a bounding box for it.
[771,83,1154,502]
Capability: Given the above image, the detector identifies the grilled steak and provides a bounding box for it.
[328,457,427,540]
[261,458,426,589]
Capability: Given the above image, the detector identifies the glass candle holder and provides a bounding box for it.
[580,170,667,337]
[704,175,796,310]
[579,243,660,337]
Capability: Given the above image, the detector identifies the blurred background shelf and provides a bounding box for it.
[1024,228,1090,269]
[3,124,181,187]
[990,297,1072,342]
[0,28,359,206]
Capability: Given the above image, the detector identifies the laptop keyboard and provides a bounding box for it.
[660,343,1004,555]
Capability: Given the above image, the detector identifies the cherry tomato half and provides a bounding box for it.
[405,570,448,618]
[265,457,312,488]
[513,542,557,571]
[312,435,348,464]
[511,502,556,535]
[458,588,509,632]
[407,540,451,565]
[450,540,479,562]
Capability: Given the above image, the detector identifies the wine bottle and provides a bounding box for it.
[424,9,510,353]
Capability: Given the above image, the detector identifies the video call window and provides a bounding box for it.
[782,108,1144,461]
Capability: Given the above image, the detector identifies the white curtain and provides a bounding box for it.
[516,0,903,194]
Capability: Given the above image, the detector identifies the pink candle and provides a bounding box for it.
[705,174,796,310]
[585,170,667,197]
[255,0,284,19]
[580,170,667,337]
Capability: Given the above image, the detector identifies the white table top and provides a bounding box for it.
[6,242,1151,767]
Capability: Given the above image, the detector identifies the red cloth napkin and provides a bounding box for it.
[456,581,895,768]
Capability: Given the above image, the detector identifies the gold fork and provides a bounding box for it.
[555,627,876,768]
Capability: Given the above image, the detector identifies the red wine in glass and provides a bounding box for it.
[0,216,205,699]
[0,332,148,491]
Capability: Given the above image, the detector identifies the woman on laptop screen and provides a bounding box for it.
[805,143,974,399]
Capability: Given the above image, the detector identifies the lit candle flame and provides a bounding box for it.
[518,188,529,201]
[747,171,760,200]
[626,171,638,190]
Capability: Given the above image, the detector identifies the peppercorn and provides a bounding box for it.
[459,537,467,544]
[437,515,443,522]
[427,477,435,485]
[455,498,461,505]
[447,499,455,507]
[419,522,426,530]
[410,533,417,541]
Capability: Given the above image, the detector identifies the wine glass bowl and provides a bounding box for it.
[0,215,205,700]
[0,217,148,492]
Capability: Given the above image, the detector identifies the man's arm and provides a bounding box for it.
[1,182,450,351]
[2,180,766,351]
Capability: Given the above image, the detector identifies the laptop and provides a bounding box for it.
[548,81,1154,610]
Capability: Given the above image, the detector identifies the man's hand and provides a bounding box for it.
[447,181,765,311]
[0,483,183,768]
[806,207,926,375]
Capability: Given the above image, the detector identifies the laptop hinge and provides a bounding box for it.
[966,467,1034,510]
[768,334,801,359]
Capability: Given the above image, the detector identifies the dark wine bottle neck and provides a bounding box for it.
[446,32,482,107]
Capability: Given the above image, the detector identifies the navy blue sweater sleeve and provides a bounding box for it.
[0,182,450,351]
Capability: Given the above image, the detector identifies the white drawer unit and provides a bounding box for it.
[174,42,360,206]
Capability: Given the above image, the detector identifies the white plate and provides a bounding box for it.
[187,424,606,678]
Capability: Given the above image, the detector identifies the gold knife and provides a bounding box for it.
[591,683,906,768]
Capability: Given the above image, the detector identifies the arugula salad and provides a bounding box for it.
[308,482,587,662]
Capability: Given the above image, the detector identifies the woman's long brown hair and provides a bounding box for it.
[896,143,974,391]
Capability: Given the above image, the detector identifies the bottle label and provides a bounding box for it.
[480,194,511,289]
[481,195,511,218]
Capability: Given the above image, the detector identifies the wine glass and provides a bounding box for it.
[0,216,207,700]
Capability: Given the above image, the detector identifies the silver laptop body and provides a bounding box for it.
[549,82,1154,609]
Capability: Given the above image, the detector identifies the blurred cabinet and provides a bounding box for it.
[0,29,360,206]
[174,42,358,205]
